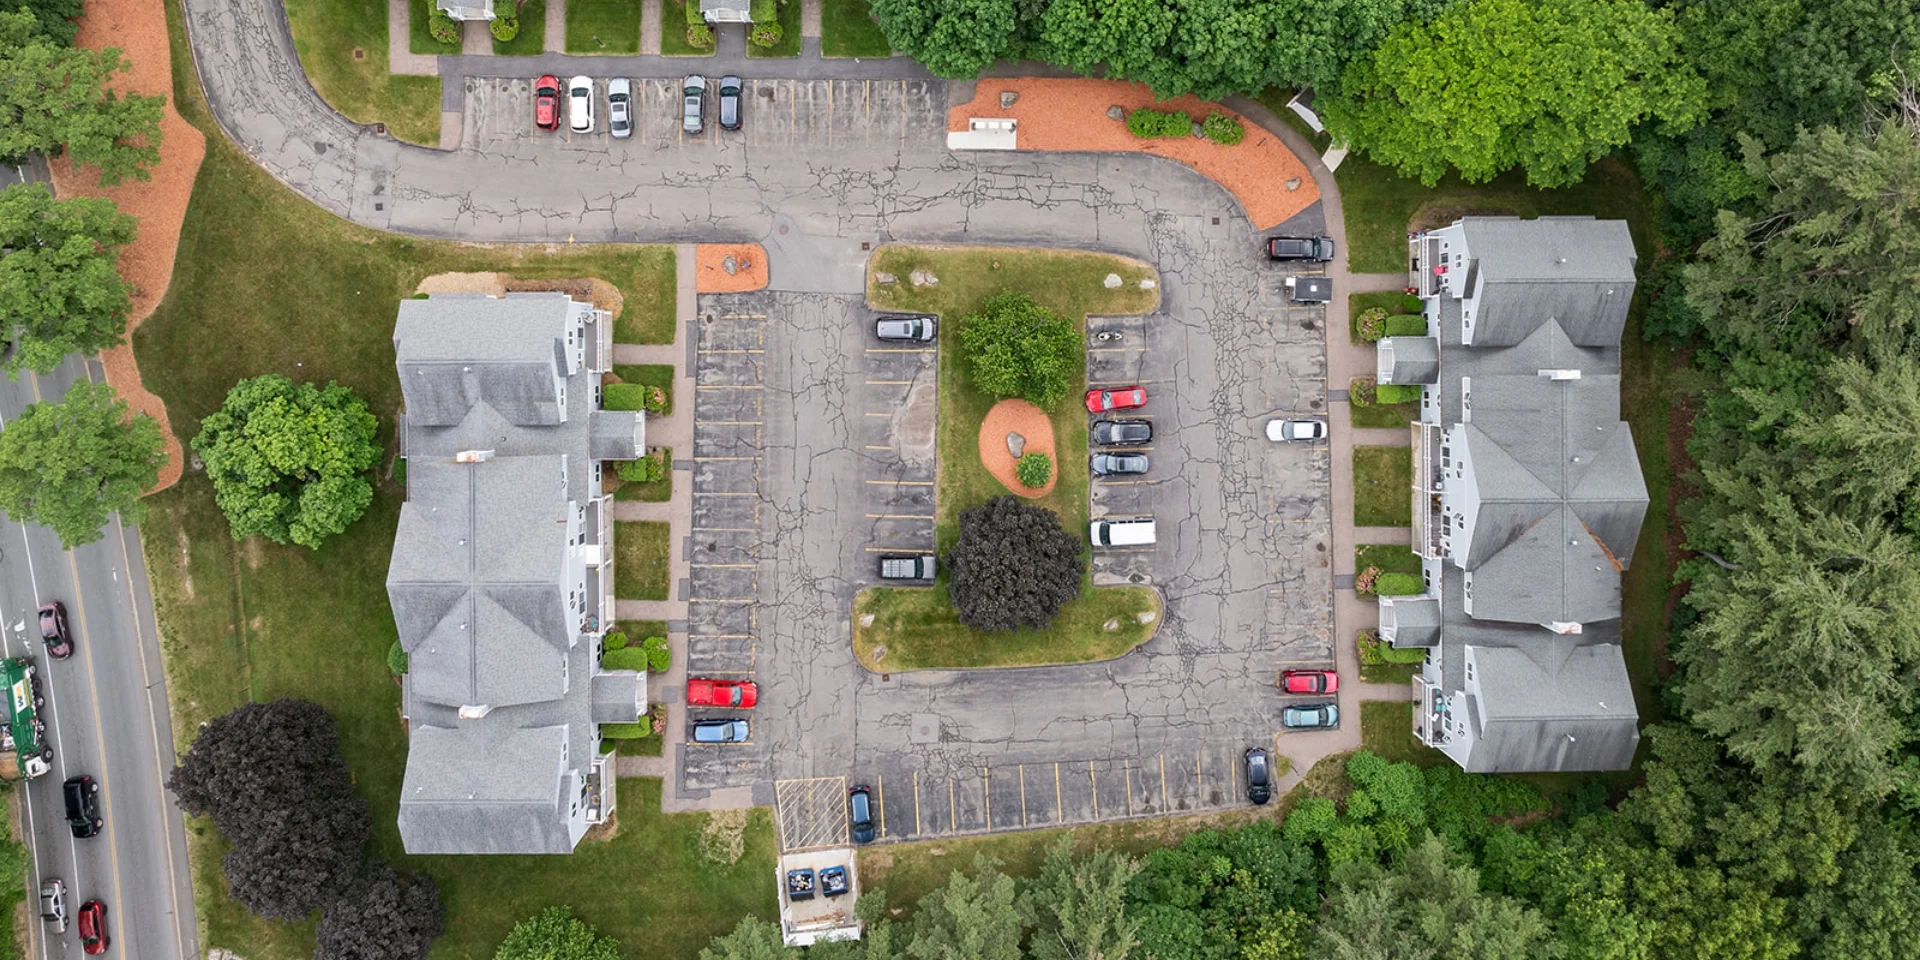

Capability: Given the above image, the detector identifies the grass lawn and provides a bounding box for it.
[853,584,1161,671]
[613,363,676,416]
[1350,394,1417,429]
[1354,543,1420,576]
[659,0,715,56]
[1348,290,1417,345]
[613,451,674,502]
[821,0,892,57]
[284,0,443,146]
[492,0,547,54]
[1351,446,1412,527]
[1336,156,1658,274]
[614,521,673,601]
[747,0,804,58]
[564,0,641,53]
[1360,701,1447,768]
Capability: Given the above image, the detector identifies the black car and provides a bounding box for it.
[1244,748,1272,805]
[64,776,102,839]
[1090,453,1149,476]
[1266,236,1335,261]
[1091,419,1152,446]
[718,75,742,131]
[38,602,71,659]
[849,785,875,843]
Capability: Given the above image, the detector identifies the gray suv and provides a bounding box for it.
[875,315,936,342]
[692,718,748,743]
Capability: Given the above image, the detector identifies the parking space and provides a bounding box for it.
[855,325,938,575]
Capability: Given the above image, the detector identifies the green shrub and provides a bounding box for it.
[386,640,409,675]
[685,0,715,47]
[1201,112,1244,145]
[643,635,671,673]
[489,15,518,41]
[1358,629,1430,666]
[750,24,783,47]
[1383,315,1427,337]
[602,646,648,672]
[1016,452,1052,488]
[1402,293,1426,313]
[617,451,666,483]
[1356,307,1389,341]
[958,292,1083,410]
[603,383,647,411]
[643,386,668,414]
[1355,568,1380,597]
[1376,573,1426,597]
[601,720,651,739]
[1126,108,1192,139]
[428,12,461,45]
[1381,642,1429,664]
[603,631,629,651]
[1349,376,1378,407]
[1376,383,1423,405]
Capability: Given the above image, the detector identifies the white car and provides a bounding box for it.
[1266,418,1328,442]
[607,78,631,139]
[568,75,594,134]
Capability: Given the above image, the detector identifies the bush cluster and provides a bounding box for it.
[602,383,648,411]
[1356,307,1389,341]
[642,635,671,672]
[1015,452,1052,488]
[617,449,669,483]
[1357,629,1430,666]
[428,13,460,45]
[1354,567,1380,597]
[1349,376,1378,406]
[603,631,628,651]
[684,0,714,48]
[386,640,409,676]
[1126,108,1192,139]
[489,15,518,41]
[751,24,784,47]
[1200,112,1244,145]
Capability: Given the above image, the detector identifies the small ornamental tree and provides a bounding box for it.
[945,496,1083,632]
[192,375,381,550]
[958,292,1083,410]
[495,907,622,960]
[0,380,165,547]
[314,864,443,960]
[1015,452,1052,488]
[0,183,136,375]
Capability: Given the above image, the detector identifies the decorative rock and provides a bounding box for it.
[1104,618,1121,632]
[1006,432,1026,457]
[910,269,939,287]
[860,614,875,627]
[1191,122,1207,139]
[1107,105,1126,121]
[1285,177,1302,191]
[1104,273,1123,288]
[722,255,740,275]
[1000,91,1018,109]
[870,644,886,662]
[1139,279,1157,290]
[189,454,205,473]
[1136,610,1157,625]
[874,272,897,285]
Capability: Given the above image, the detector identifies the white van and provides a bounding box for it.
[1090,517,1155,547]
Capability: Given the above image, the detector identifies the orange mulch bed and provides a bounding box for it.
[694,244,769,293]
[978,399,1057,498]
[49,0,207,493]
[948,79,1319,231]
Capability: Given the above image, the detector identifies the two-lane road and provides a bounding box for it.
[0,357,197,960]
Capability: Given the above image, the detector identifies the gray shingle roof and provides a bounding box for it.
[1378,336,1439,385]
[397,724,577,854]
[1379,595,1440,647]
[1459,643,1639,772]
[592,672,643,724]
[1459,217,1636,347]
[590,411,644,461]
[396,294,576,426]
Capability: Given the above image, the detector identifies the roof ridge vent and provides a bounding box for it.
[1539,369,1582,381]
[455,449,495,463]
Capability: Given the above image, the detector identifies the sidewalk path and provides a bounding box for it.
[389,0,439,75]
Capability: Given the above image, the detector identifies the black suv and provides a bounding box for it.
[64,776,102,839]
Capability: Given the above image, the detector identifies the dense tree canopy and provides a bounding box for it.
[945,496,1084,632]
[0,0,82,45]
[192,375,381,550]
[958,292,1083,411]
[0,183,135,376]
[315,864,444,960]
[867,0,1017,77]
[0,11,164,185]
[1324,0,1704,186]
[496,907,622,960]
[0,380,164,547]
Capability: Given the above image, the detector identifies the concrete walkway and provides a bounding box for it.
[462,18,491,56]
[388,0,439,76]
[801,0,821,37]
[639,0,661,55]
[545,0,567,53]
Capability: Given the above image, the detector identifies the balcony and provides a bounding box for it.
[584,753,612,824]
[584,308,613,374]
[1410,234,1443,298]
[1411,422,1444,559]
[1414,677,1450,748]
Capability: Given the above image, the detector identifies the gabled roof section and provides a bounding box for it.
[1460,217,1636,348]
[395,294,575,426]
[589,411,644,461]
[397,724,575,854]
[1379,595,1441,647]
[1378,336,1439,385]
[1461,643,1639,772]
[591,672,644,724]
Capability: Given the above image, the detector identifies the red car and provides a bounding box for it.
[77,900,108,955]
[687,678,758,709]
[534,74,561,131]
[1085,386,1147,413]
[1280,669,1339,695]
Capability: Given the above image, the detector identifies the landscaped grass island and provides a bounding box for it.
[853,246,1163,671]
[284,0,443,146]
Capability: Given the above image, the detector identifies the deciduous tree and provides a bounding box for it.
[191,374,381,550]
[0,183,135,375]
[944,496,1083,632]
[315,864,444,960]
[0,11,164,184]
[699,916,796,960]
[0,0,82,45]
[958,292,1083,411]
[868,0,1017,78]
[1311,834,1564,960]
[495,907,622,960]
[0,380,164,547]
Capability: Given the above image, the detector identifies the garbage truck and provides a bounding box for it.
[1,657,52,780]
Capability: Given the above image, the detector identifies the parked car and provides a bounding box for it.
[38,601,71,659]
[718,75,742,131]
[1282,703,1340,729]
[687,679,758,708]
[567,75,594,134]
[1284,276,1331,304]
[875,315,936,342]
[64,775,102,839]
[1244,748,1273,805]
[533,74,561,131]
[77,900,108,955]
[691,718,749,743]
[682,75,706,134]
[607,77,632,139]
[1280,669,1339,695]
[1266,236,1335,262]
[848,785,875,843]
[1085,386,1147,413]
[878,554,936,580]
[1266,419,1328,442]
[1091,419,1152,446]
[1090,453,1149,476]
[38,878,65,934]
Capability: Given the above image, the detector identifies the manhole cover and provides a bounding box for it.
[374,202,384,212]
[352,48,366,61]
[778,225,789,235]
[909,714,939,744]
[372,122,388,135]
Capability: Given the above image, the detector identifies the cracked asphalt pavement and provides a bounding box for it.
[182,0,1337,839]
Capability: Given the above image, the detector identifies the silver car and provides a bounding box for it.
[39,878,66,934]
[607,78,632,139]
[875,315,936,342]
[682,75,706,135]
[692,718,748,743]
[1090,453,1149,476]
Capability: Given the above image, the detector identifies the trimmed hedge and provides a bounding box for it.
[1126,108,1192,139]
[603,383,648,411]
[642,635,671,672]
[1376,572,1426,597]
[386,640,409,675]
[1383,315,1427,337]
[1376,383,1423,404]
[603,631,629,651]
[489,15,519,40]
[602,646,649,672]
[428,12,460,44]
[601,719,652,739]
[1403,293,1426,313]
[1201,112,1244,146]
